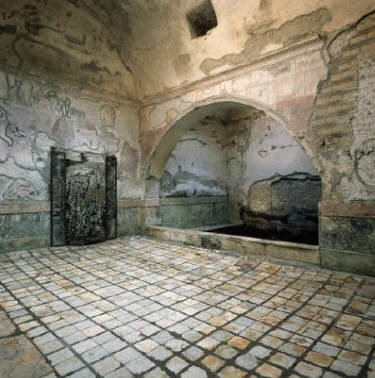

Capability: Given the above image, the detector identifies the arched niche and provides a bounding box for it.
[145,99,322,242]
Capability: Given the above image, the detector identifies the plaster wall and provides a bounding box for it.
[306,14,375,274]
[156,107,320,233]
[160,118,227,198]
[225,109,321,236]
[226,109,317,200]
[0,2,374,276]
[141,40,327,174]
[157,117,229,228]
[0,70,141,251]
[120,0,375,98]
[0,0,136,100]
[144,13,375,276]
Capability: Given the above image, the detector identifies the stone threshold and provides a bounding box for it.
[147,225,320,266]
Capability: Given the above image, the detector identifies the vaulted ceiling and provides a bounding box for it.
[1,0,374,100]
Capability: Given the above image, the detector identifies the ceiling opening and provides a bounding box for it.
[186,0,218,38]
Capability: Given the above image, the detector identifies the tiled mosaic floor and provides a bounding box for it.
[1,237,375,378]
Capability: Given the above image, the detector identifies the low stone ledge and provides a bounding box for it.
[118,198,161,208]
[160,196,228,206]
[321,248,375,277]
[0,201,50,215]
[148,225,320,265]
[319,200,375,218]
[0,236,49,253]
[118,199,147,208]
[0,196,229,215]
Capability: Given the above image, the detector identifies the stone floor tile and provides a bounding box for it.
[336,315,362,331]
[122,330,144,343]
[33,332,57,346]
[256,363,282,378]
[215,344,239,359]
[269,352,296,369]
[321,327,351,347]
[127,356,156,374]
[279,342,307,357]
[236,352,260,370]
[338,349,367,365]
[0,335,53,378]
[83,325,105,337]
[63,331,87,345]
[260,335,284,349]
[91,331,114,345]
[135,338,159,353]
[81,346,109,363]
[93,356,120,375]
[228,336,250,350]
[330,359,362,376]
[166,356,189,374]
[322,371,342,378]
[145,367,170,378]
[182,366,208,378]
[202,354,225,372]
[149,345,173,361]
[54,356,84,376]
[47,347,74,366]
[218,365,247,377]
[249,345,272,359]
[73,339,97,354]
[211,330,233,342]
[106,366,134,378]
[165,338,189,352]
[312,342,340,357]
[183,330,204,342]
[69,367,96,378]
[39,340,64,355]
[183,345,205,361]
[294,361,323,378]
[114,346,142,364]
[151,330,174,345]
[197,336,220,350]
[1,237,375,378]
[305,350,333,367]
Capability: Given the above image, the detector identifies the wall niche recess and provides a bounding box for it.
[50,148,117,246]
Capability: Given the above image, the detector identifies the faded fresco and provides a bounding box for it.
[0,71,140,204]
[161,118,227,198]
[0,1,136,99]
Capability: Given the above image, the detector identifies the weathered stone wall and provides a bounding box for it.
[117,0,375,98]
[143,11,375,275]
[0,70,140,251]
[159,199,229,229]
[306,13,375,275]
[141,40,327,174]
[147,117,229,228]
[153,107,320,233]
[0,1,374,276]
[225,109,321,237]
